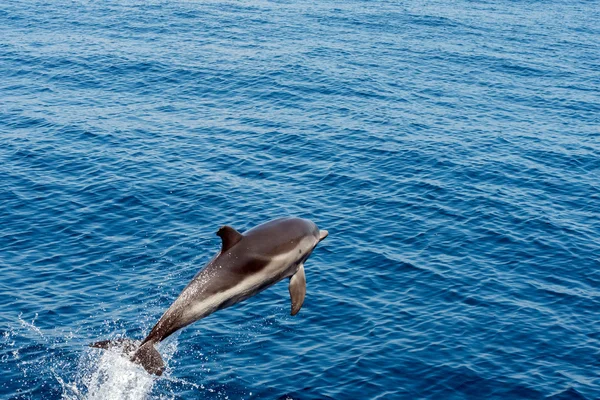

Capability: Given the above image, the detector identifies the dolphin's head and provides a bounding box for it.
[318,229,329,242]
[241,217,327,267]
[298,218,328,242]
[291,218,328,264]
[309,222,328,252]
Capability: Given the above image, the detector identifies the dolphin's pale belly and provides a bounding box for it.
[184,249,302,324]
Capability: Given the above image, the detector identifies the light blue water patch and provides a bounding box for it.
[1,0,599,399]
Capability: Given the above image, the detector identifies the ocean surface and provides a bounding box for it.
[1,0,599,398]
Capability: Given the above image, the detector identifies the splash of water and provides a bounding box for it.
[6,314,178,399]
[18,313,44,337]
[77,347,155,400]
[56,338,180,400]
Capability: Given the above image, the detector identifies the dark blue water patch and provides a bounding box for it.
[548,387,589,400]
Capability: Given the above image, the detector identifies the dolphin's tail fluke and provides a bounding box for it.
[90,338,138,353]
[131,341,165,376]
[89,338,165,376]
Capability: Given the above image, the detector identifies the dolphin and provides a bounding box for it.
[90,217,328,376]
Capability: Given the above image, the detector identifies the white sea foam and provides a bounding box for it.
[82,349,155,400]
[55,339,179,400]
[11,298,184,398]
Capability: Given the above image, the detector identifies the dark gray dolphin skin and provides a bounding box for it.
[91,217,328,376]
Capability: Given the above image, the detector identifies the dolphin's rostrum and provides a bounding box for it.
[91,217,328,376]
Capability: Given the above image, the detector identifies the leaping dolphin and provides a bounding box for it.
[91,217,328,376]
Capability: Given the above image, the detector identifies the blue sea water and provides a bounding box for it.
[1,0,599,398]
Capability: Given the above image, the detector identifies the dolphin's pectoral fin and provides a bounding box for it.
[289,264,306,316]
[216,225,243,253]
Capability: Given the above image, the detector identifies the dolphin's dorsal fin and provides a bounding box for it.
[216,225,243,253]
[289,265,306,316]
